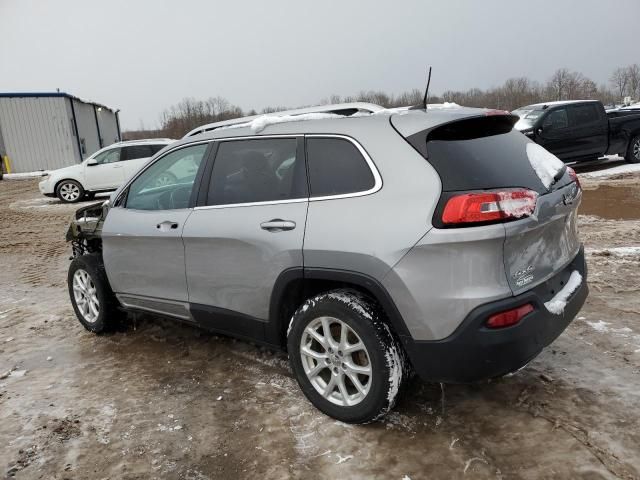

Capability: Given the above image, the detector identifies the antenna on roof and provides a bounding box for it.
[422,66,432,110]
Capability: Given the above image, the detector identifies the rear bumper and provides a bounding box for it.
[401,246,588,383]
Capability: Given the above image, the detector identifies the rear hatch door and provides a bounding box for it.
[392,111,582,295]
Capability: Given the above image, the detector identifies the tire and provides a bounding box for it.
[68,254,123,333]
[287,289,409,424]
[626,135,640,164]
[56,179,84,203]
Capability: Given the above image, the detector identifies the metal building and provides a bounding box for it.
[0,92,121,173]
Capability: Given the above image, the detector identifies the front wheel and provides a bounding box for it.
[68,254,123,333]
[626,135,640,164]
[56,180,84,203]
[287,289,409,424]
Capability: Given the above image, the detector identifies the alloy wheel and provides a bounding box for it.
[634,138,640,161]
[72,269,100,323]
[60,183,81,201]
[300,316,372,407]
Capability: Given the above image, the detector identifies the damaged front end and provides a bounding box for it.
[66,200,111,258]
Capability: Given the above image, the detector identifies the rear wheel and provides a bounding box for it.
[68,254,123,333]
[626,135,640,164]
[56,180,84,203]
[287,289,408,423]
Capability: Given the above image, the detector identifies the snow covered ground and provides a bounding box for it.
[1,169,640,478]
[579,160,640,178]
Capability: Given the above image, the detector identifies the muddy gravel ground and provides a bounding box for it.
[1,170,639,480]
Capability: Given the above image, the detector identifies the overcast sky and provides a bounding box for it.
[1,0,638,129]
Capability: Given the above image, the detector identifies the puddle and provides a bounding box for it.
[579,185,640,220]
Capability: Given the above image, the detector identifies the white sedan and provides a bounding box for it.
[39,139,174,203]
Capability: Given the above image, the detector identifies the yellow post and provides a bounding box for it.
[3,155,11,174]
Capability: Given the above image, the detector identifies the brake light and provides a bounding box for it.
[567,166,581,189]
[442,189,538,225]
[486,303,534,329]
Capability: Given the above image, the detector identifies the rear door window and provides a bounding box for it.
[306,137,375,197]
[121,145,156,161]
[206,138,305,206]
[569,104,600,127]
[542,108,569,129]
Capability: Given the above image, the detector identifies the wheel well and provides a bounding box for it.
[272,274,408,350]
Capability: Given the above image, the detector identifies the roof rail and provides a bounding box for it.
[118,138,175,144]
[183,102,383,138]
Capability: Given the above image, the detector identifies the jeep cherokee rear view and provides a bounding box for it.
[66,102,587,423]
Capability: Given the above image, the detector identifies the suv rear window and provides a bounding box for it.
[407,116,547,193]
[306,137,374,197]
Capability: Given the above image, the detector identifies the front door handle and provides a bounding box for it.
[260,219,296,232]
[112,164,123,168]
[157,221,179,232]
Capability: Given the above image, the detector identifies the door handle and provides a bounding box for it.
[260,219,296,232]
[112,164,123,168]
[157,221,179,231]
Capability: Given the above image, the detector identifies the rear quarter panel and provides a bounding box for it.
[301,118,442,280]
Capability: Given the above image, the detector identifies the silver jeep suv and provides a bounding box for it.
[66,102,588,423]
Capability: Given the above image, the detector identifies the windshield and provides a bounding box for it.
[512,107,545,130]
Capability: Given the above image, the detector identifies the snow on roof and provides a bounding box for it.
[184,102,383,137]
[217,112,344,134]
[621,102,640,110]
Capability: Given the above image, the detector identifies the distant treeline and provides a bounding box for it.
[123,65,640,140]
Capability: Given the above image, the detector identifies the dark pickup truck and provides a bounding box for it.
[513,100,640,163]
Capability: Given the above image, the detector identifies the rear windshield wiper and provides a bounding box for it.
[551,165,568,187]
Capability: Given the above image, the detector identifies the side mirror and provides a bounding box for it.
[536,127,544,136]
[86,159,98,167]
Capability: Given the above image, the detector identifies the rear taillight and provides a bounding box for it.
[567,166,581,189]
[441,188,538,226]
[486,303,534,329]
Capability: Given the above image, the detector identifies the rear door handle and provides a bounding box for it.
[112,164,123,168]
[260,219,296,232]
[157,221,179,231]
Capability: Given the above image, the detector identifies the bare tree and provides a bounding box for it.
[610,67,629,101]
[125,65,637,140]
[548,68,571,100]
[626,64,640,101]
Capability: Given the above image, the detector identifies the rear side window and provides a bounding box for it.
[306,137,375,197]
[121,145,157,161]
[206,138,304,206]
[570,104,600,126]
